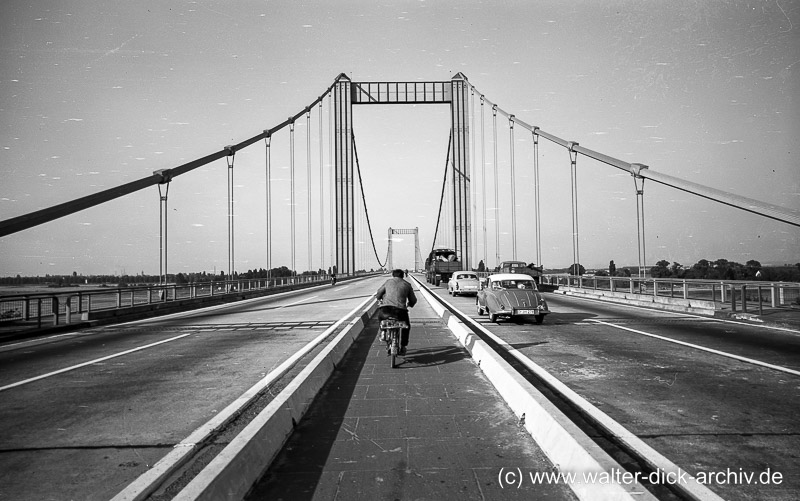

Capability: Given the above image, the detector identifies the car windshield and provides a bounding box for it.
[493,279,535,290]
[458,274,477,280]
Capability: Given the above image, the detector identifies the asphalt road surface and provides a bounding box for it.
[0,279,379,501]
[429,281,800,501]
[2,275,798,501]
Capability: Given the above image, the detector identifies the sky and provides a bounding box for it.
[1,0,798,277]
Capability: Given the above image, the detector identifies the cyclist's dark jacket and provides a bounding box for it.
[376,277,417,310]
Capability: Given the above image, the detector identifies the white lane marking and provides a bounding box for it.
[0,331,86,353]
[589,319,800,377]
[0,333,195,392]
[414,281,723,501]
[110,294,376,501]
[276,296,317,309]
[554,293,800,334]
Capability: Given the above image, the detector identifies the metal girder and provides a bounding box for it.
[333,73,473,275]
[449,73,471,270]
[334,75,354,276]
[351,81,452,104]
[387,227,423,272]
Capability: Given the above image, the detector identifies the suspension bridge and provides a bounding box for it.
[2,72,797,282]
[1,73,799,501]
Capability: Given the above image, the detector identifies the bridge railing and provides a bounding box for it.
[541,274,800,313]
[0,274,343,330]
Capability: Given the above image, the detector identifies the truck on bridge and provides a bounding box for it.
[425,248,462,286]
[497,260,544,284]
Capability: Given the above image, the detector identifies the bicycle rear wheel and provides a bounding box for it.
[390,330,398,368]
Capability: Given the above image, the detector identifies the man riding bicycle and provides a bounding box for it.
[376,269,417,355]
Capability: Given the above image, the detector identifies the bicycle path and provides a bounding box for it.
[245,292,578,500]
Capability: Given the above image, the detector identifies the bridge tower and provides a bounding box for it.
[386,227,423,272]
[333,73,472,275]
[333,74,355,277]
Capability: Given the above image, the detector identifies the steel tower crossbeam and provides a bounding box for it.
[334,73,472,275]
[386,227,423,272]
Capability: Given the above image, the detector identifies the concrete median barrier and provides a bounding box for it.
[413,281,654,501]
[169,300,378,501]
[414,278,723,501]
[557,286,717,316]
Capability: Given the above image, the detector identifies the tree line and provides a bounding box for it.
[0,266,339,288]
[599,259,800,282]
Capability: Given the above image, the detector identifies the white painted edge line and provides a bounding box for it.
[0,330,93,352]
[411,281,656,501]
[170,296,378,501]
[589,319,800,377]
[557,290,800,335]
[414,279,724,501]
[110,295,376,501]
[0,333,195,393]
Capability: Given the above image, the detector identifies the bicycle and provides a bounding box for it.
[379,317,408,368]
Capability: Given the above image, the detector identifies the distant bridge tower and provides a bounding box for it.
[334,72,472,275]
[386,227,423,272]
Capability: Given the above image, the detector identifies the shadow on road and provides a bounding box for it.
[245,322,378,500]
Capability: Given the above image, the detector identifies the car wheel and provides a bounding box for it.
[534,314,544,324]
[489,312,498,323]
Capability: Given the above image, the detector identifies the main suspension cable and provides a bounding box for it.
[469,82,800,228]
[431,133,453,257]
[351,133,387,269]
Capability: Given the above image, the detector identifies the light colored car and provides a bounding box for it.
[476,273,549,324]
[447,271,480,297]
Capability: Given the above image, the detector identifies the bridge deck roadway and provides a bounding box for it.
[245,293,577,500]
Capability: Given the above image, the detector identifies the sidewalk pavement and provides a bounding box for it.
[245,296,578,500]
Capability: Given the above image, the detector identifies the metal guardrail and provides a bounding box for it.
[0,274,342,329]
[468,271,800,314]
[541,274,800,314]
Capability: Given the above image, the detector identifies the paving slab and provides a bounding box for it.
[245,299,578,500]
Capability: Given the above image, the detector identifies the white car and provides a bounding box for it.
[447,271,480,297]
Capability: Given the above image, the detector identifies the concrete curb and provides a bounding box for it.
[556,287,717,316]
[169,299,379,501]
[416,278,728,501]
[412,281,654,501]
[556,286,800,331]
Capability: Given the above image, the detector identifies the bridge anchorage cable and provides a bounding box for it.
[631,163,649,279]
[306,108,313,273]
[508,114,517,260]
[531,126,542,266]
[225,145,236,281]
[567,141,580,274]
[492,104,500,267]
[263,132,272,279]
[480,95,488,268]
[470,86,478,270]
[289,120,296,277]
[154,169,171,288]
[318,100,325,273]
